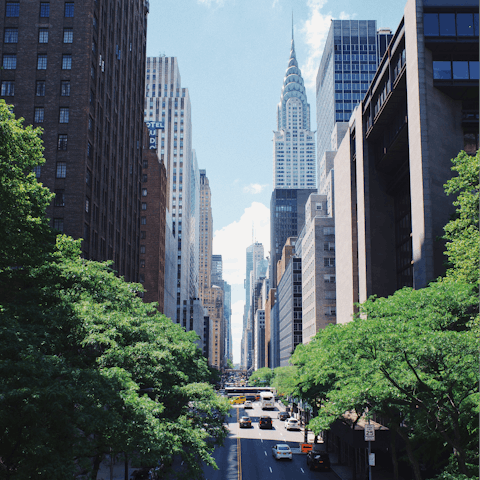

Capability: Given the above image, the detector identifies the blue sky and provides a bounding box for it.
[146,0,406,364]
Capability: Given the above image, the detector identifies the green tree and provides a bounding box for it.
[248,367,274,386]
[443,150,479,285]
[0,105,229,479]
[271,366,298,398]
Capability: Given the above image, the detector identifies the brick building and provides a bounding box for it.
[0,0,148,282]
[139,127,167,311]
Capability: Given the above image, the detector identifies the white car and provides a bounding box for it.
[285,418,301,431]
[272,444,293,460]
[244,400,253,409]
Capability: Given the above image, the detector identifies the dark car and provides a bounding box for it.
[306,449,331,471]
[278,411,290,421]
[259,416,273,429]
[239,416,252,428]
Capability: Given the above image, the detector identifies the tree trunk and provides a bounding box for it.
[91,454,102,480]
[396,428,422,480]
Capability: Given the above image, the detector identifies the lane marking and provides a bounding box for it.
[269,467,273,473]
[264,451,267,456]
[301,468,305,473]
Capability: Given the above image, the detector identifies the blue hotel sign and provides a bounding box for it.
[145,120,165,149]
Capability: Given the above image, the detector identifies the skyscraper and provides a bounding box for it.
[0,1,149,282]
[145,56,201,332]
[273,28,316,189]
[316,20,392,189]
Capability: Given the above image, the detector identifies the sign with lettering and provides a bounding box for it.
[364,424,375,442]
[145,120,165,149]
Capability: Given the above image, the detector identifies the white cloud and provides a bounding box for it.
[243,183,268,195]
[213,202,270,285]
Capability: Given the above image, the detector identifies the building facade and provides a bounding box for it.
[334,0,479,323]
[301,194,336,343]
[0,0,149,282]
[145,56,201,331]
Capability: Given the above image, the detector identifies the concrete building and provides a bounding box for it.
[253,309,265,371]
[223,281,232,363]
[145,56,202,333]
[301,194,336,344]
[264,288,277,368]
[277,255,302,366]
[334,0,479,324]
[0,0,149,282]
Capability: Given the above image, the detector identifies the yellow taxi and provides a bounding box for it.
[229,396,246,405]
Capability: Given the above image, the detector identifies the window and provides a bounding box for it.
[85,197,90,213]
[36,81,46,96]
[56,162,66,178]
[59,107,69,123]
[142,174,147,182]
[6,2,20,17]
[38,28,48,43]
[40,2,50,17]
[53,218,64,232]
[324,275,336,283]
[142,188,147,197]
[57,134,68,150]
[4,28,18,43]
[141,217,146,225]
[63,28,73,43]
[33,165,41,178]
[61,81,70,96]
[1,81,15,96]
[54,189,65,207]
[439,13,456,36]
[139,274,145,283]
[433,61,452,79]
[324,257,335,268]
[140,231,146,239]
[141,202,147,210]
[37,54,47,70]
[62,54,72,70]
[34,107,44,123]
[64,2,74,17]
[140,245,146,254]
[452,61,469,79]
[3,54,16,70]
[140,259,145,268]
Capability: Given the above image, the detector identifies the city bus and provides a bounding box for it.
[259,391,275,410]
[224,386,276,400]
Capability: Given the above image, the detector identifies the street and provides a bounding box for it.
[203,401,339,480]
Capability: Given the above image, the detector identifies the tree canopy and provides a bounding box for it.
[0,102,228,480]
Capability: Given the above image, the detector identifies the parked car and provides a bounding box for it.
[306,449,331,471]
[278,411,290,421]
[259,416,273,429]
[272,444,293,460]
[285,418,301,430]
[244,400,253,409]
[239,416,252,428]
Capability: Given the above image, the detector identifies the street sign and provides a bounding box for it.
[364,424,375,441]
[369,453,375,466]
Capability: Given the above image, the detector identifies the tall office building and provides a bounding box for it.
[334,0,478,322]
[223,281,232,363]
[273,29,316,189]
[145,56,200,330]
[316,20,392,189]
[0,1,149,282]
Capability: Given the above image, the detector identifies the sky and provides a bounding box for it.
[146,0,406,364]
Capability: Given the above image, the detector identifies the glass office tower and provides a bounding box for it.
[316,20,392,182]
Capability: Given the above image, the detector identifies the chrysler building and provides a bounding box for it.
[273,27,316,189]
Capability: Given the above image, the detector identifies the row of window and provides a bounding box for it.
[6,2,74,17]
[424,12,479,37]
[2,53,72,70]
[33,106,70,123]
[4,27,73,43]
[433,60,479,81]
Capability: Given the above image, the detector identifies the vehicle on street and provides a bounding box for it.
[272,444,293,460]
[229,396,246,405]
[259,391,275,410]
[259,416,273,429]
[244,400,253,409]
[285,418,301,430]
[278,411,290,420]
[306,449,331,471]
[239,416,252,428]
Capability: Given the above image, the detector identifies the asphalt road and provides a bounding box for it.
[203,400,339,480]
